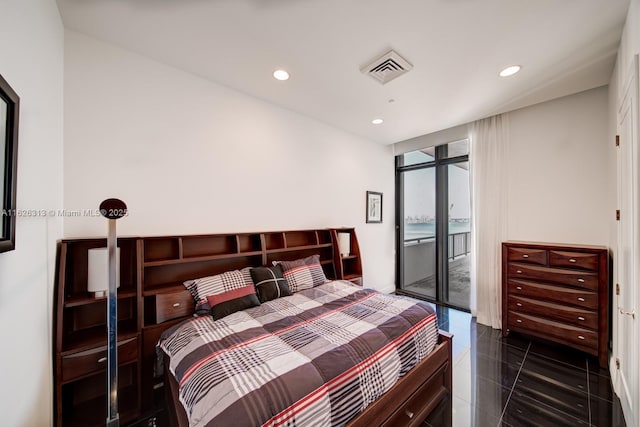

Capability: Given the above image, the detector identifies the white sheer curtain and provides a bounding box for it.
[469,114,509,328]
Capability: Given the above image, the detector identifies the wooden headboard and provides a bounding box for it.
[142,229,338,294]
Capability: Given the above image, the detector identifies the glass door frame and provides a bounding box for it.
[395,144,470,311]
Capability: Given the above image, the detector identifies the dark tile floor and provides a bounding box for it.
[424,305,627,427]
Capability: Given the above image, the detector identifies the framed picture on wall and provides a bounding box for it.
[0,74,19,254]
[366,191,382,223]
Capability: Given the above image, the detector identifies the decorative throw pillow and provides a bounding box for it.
[183,267,257,316]
[274,254,328,293]
[207,286,260,320]
[250,264,291,303]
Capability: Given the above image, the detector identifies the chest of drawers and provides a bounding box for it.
[502,241,609,367]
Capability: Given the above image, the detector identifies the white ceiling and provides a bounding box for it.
[56,0,630,145]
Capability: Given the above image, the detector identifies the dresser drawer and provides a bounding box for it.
[508,311,598,350]
[156,290,194,323]
[62,336,138,383]
[507,247,547,265]
[508,263,598,290]
[509,295,598,330]
[508,279,597,310]
[549,251,599,272]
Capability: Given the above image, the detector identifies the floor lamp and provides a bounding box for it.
[99,198,128,427]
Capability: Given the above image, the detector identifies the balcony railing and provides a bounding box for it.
[448,231,470,260]
[403,231,471,261]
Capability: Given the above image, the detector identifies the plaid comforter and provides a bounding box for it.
[159,280,438,427]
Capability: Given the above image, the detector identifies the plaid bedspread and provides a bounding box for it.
[159,280,438,427]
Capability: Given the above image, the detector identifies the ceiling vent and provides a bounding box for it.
[361,49,413,85]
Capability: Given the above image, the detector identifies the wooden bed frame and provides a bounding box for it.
[165,332,452,427]
[53,228,452,425]
[158,229,453,426]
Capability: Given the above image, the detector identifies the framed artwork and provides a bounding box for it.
[366,191,382,223]
[0,74,19,253]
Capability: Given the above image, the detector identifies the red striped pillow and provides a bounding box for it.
[206,284,256,306]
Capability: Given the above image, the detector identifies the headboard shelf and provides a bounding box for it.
[264,232,285,250]
[64,290,137,308]
[60,238,138,300]
[282,230,319,248]
[237,233,262,253]
[143,237,180,263]
[143,250,264,267]
[142,256,263,288]
[142,283,186,297]
[182,235,238,258]
[265,243,332,254]
[61,323,138,355]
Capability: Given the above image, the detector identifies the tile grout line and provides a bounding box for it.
[526,349,591,373]
[586,359,592,426]
[497,341,531,426]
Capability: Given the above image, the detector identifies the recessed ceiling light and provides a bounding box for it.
[499,65,521,77]
[372,118,384,125]
[273,69,290,81]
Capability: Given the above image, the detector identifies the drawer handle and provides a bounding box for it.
[98,357,107,363]
[522,254,529,258]
[578,335,585,340]
[516,286,522,290]
[569,258,577,263]
[578,316,585,321]
[578,297,585,302]
[172,303,181,308]
[405,410,414,419]
[516,303,522,307]
[516,319,522,323]
[577,278,585,283]
[516,270,522,274]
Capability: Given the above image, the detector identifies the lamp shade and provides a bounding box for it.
[337,232,351,257]
[87,247,120,297]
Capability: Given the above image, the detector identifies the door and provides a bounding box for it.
[616,54,639,427]
[447,161,471,308]
[398,158,437,300]
[396,141,471,310]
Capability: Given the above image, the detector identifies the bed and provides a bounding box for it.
[158,279,452,426]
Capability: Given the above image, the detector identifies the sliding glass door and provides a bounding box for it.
[396,141,470,310]
[401,167,436,299]
[447,161,470,308]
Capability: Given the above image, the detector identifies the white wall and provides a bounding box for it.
[608,1,640,425]
[507,86,612,245]
[0,1,64,426]
[64,31,396,292]
[394,86,611,247]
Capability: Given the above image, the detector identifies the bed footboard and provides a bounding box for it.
[347,330,452,426]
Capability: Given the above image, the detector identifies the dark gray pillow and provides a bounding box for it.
[209,292,260,320]
[250,265,291,302]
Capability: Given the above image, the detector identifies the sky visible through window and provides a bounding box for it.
[402,152,470,221]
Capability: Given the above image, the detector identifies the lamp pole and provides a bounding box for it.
[99,198,128,427]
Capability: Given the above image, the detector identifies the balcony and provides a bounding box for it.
[402,231,470,309]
